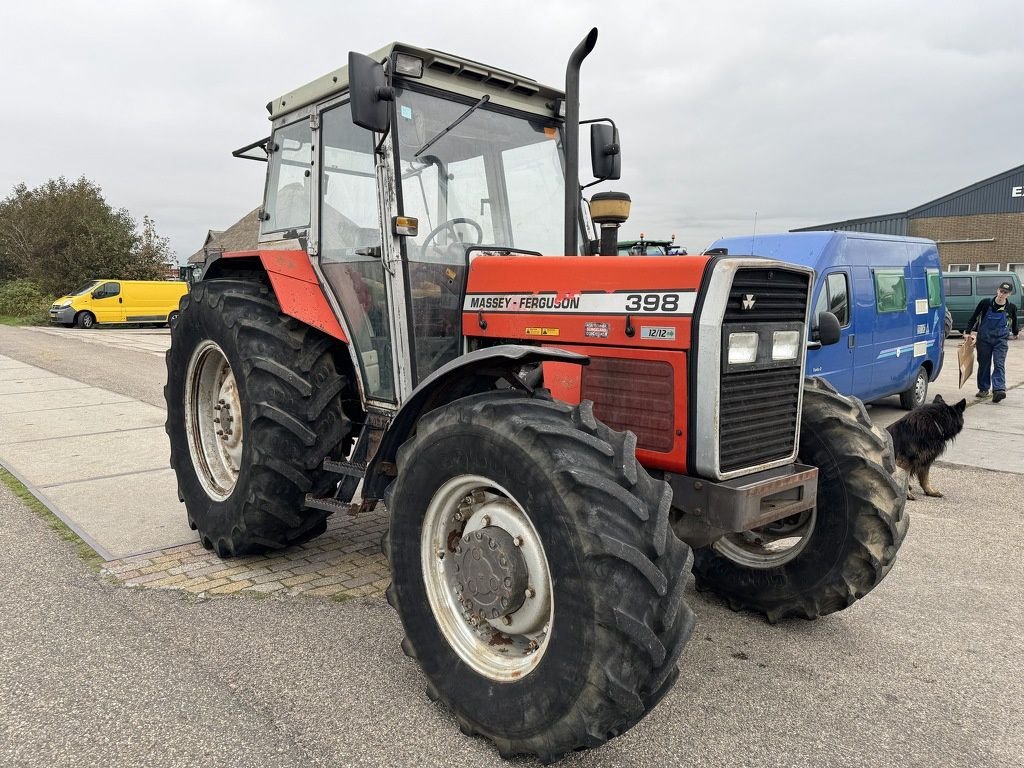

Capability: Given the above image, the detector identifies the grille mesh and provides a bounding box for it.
[725,268,808,323]
[581,358,675,452]
[719,366,802,472]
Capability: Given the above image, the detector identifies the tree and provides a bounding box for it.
[0,176,168,297]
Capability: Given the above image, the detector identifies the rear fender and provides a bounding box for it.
[362,345,589,500]
[209,250,347,342]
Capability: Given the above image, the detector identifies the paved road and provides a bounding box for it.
[1,325,1022,767]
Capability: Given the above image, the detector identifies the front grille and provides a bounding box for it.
[581,357,675,452]
[724,268,809,323]
[719,364,801,472]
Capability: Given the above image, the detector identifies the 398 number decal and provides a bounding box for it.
[624,293,680,312]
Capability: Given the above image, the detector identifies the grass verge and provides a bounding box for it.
[0,466,105,571]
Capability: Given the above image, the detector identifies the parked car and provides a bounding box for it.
[942,271,1022,332]
[49,279,189,329]
[708,231,945,409]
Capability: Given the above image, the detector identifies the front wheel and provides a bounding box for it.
[692,377,908,622]
[899,365,928,410]
[385,391,694,762]
[75,311,95,329]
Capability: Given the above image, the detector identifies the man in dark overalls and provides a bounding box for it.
[966,280,1020,403]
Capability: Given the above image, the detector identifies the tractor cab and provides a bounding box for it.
[244,40,618,407]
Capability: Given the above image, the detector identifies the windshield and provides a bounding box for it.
[394,87,566,259]
[393,87,569,384]
[71,281,100,296]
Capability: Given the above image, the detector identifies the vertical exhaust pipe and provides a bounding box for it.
[564,28,598,257]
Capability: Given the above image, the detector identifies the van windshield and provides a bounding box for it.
[70,281,100,296]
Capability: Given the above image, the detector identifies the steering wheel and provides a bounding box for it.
[420,217,483,258]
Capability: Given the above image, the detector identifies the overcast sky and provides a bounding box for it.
[2,0,1022,261]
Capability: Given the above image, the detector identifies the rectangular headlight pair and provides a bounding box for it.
[727,330,802,365]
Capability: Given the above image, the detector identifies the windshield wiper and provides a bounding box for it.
[414,95,490,158]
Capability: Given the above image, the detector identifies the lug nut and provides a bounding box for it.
[525,587,536,599]
[512,536,523,547]
[502,616,512,626]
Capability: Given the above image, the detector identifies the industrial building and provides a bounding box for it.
[794,163,1024,280]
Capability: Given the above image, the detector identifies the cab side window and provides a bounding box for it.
[926,268,943,308]
[874,269,906,313]
[825,273,850,326]
[94,282,120,299]
[263,120,313,235]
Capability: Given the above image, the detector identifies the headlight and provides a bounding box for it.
[772,330,802,361]
[727,332,759,364]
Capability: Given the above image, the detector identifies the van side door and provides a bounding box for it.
[89,281,126,324]
[806,270,854,393]
[869,264,913,399]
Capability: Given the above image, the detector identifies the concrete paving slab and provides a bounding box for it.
[0,400,167,443]
[0,386,132,414]
[0,365,62,382]
[42,467,195,559]
[0,425,171,486]
[0,376,90,395]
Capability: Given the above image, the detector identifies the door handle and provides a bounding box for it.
[119,297,123,303]
[848,334,855,348]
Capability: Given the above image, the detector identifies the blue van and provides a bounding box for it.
[708,232,945,409]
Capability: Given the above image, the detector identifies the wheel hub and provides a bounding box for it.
[451,526,528,620]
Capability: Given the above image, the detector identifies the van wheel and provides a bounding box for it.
[899,365,928,410]
[75,311,96,329]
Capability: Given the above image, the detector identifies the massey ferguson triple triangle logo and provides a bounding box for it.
[742,294,756,310]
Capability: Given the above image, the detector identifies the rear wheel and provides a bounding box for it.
[692,377,908,622]
[899,365,928,410]
[165,279,354,556]
[75,311,95,329]
[385,390,694,762]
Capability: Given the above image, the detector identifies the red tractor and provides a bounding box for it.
[165,29,907,762]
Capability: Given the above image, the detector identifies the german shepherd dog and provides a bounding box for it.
[885,394,967,500]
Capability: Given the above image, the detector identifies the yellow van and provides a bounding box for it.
[48,279,189,329]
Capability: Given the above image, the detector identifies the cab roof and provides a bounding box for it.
[268,41,565,121]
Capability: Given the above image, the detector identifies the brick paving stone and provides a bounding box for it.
[228,567,273,582]
[166,561,215,576]
[281,573,319,588]
[342,573,380,589]
[147,574,189,589]
[208,580,254,595]
[123,572,170,587]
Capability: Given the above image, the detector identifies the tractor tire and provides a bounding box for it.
[164,279,353,556]
[384,390,695,763]
[692,376,908,623]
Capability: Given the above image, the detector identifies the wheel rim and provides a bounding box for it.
[712,507,817,568]
[184,340,243,500]
[82,314,94,328]
[914,370,927,404]
[421,475,553,681]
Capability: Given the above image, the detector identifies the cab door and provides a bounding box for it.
[806,270,854,393]
[89,281,125,323]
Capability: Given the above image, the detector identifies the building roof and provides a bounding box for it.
[795,162,1024,233]
[188,207,261,264]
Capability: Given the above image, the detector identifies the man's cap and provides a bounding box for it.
[998,281,1014,292]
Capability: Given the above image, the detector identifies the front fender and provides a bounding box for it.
[363,345,588,500]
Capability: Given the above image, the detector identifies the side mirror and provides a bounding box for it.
[349,52,393,133]
[815,311,841,346]
[590,123,620,180]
